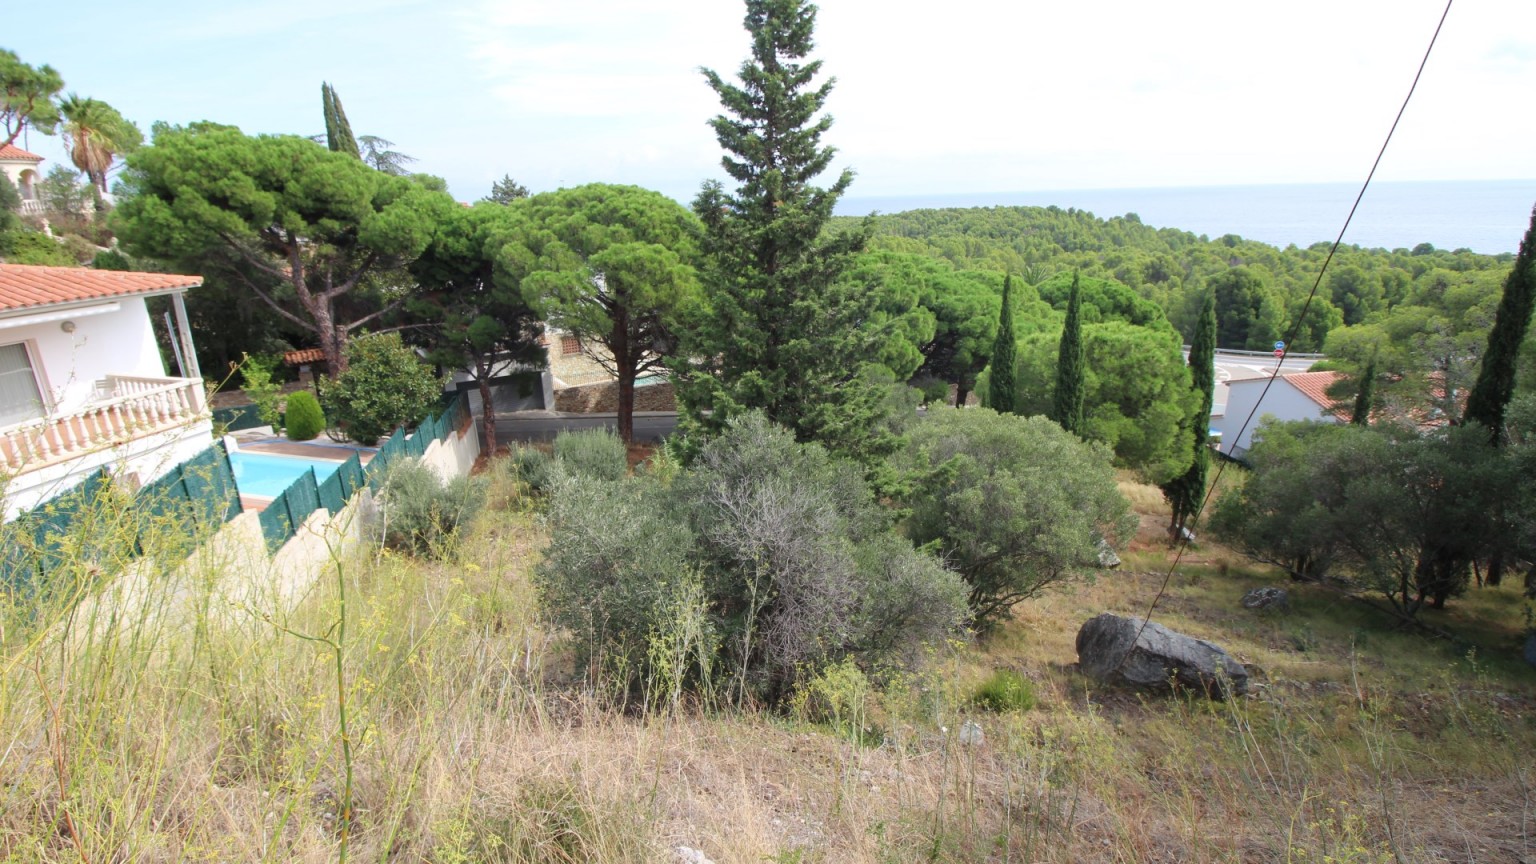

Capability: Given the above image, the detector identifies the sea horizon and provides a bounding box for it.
[837,179,1536,256]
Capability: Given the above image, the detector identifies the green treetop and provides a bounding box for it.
[1,49,63,147]
[407,202,546,453]
[1161,290,1216,541]
[1463,204,1536,446]
[519,183,703,444]
[322,82,360,159]
[57,94,142,193]
[675,0,886,462]
[1051,272,1086,435]
[987,274,1018,413]
[115,124,454,373]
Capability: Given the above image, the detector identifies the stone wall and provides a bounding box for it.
[555,380,676,413]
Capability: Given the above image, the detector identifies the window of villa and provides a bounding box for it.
[0,342,46,427]
[560,335,581,355]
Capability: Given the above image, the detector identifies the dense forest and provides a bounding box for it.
[836,205,1515,352]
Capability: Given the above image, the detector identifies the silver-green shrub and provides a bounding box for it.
[379,459,487,557]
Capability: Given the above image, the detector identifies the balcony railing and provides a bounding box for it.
[1,375,208,474]
[18,199,44,216]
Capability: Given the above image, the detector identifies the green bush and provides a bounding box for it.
[378,459,487,557]
[974,668,1036,712]
[552,428,627,482]
[321,333,442,445]
[901,408,1135,631]
[238,353,285,429]
[912,376,951,406]
[539,412,969,706]
[511,446,557,493]
[0,229,74,266]
[283,391,325,441]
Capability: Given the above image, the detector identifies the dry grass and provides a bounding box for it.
[1,468,1533,863]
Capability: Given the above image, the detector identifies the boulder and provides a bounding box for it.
[1241,586,1289,611]
[674,847,716,864]
[1095,537,1122,569]
[1076,612,1248,698]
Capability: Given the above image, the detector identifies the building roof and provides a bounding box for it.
[0,143,44,162]
[1225,369,1349,419]
[1283,371,1346,413]
[282,348,326,365]
[0,264,201,314]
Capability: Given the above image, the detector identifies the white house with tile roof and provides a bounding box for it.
[0,143,46,215]
[1211,370,1346,459]
[0,264,209,518]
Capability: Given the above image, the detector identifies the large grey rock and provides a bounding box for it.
[1076,613,1248,698]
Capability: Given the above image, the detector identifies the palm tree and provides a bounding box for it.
[57,94,142,194]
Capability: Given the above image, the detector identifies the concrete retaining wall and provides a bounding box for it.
[554,380,676,413]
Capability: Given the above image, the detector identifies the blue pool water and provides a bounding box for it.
[229,451,346,498]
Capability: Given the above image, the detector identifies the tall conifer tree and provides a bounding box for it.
[1351,352,1377,426]
[1464,204,1536,445]
[322,82,361,159]
[1051,272,1086,435]
[676,0,884,460]
[1461,204,1535,586]
[1161,291,1216,542]
[988,274,1017,413]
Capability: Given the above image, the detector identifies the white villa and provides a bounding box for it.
[0,264,209,518]
[1210,370,1346,459]
[0,143,46,216]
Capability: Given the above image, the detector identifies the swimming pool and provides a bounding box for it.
[229,451,346,498]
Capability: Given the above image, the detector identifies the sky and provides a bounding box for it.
[7,0,1535,206]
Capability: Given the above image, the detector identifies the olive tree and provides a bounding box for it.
[901,408,1134,629]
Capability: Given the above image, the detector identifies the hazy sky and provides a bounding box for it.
[7,0,1534,204]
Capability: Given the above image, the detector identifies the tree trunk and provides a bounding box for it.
[612,310,635,445]
[954,384,970,408]
[312,303,348,375]
[478,377,497,455]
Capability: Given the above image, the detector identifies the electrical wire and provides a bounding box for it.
[1114,0,1457,676]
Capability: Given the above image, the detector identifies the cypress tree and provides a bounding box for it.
[1461,203,1535,587]
[1161,290,1216,543]
[322,82,361,160]
[675,0,885,461]
[1463,204,1536,445]
[988,274,1017,414]
[1351,352,1377,426]
[1051,272,1086,435]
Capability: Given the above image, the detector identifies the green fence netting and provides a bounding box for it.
[5,395,468,577]
[2,441,246,592]
[212,404,266,432]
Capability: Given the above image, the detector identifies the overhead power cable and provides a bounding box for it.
[1115,0,1457,674]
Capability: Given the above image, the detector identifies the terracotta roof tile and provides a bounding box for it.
[0,143,44,162]
[282,348,326,365]
[1284,371,1347,417]
[0,264,201,314]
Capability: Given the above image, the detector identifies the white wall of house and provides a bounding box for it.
[1,296,166,415]
[1211,377,1340,458]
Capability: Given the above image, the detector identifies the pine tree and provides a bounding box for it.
[675,0,884,460]
[988,274,1017,413]
[1051,272,1086,435]
[1161,291,1216,543]
[1463,204,1536,445]
[1351,352,1377,426]
[322,82,361,159]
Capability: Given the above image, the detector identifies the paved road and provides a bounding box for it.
[490,410,678,444]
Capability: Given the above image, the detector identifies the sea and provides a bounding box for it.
[837,179,1536,256]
